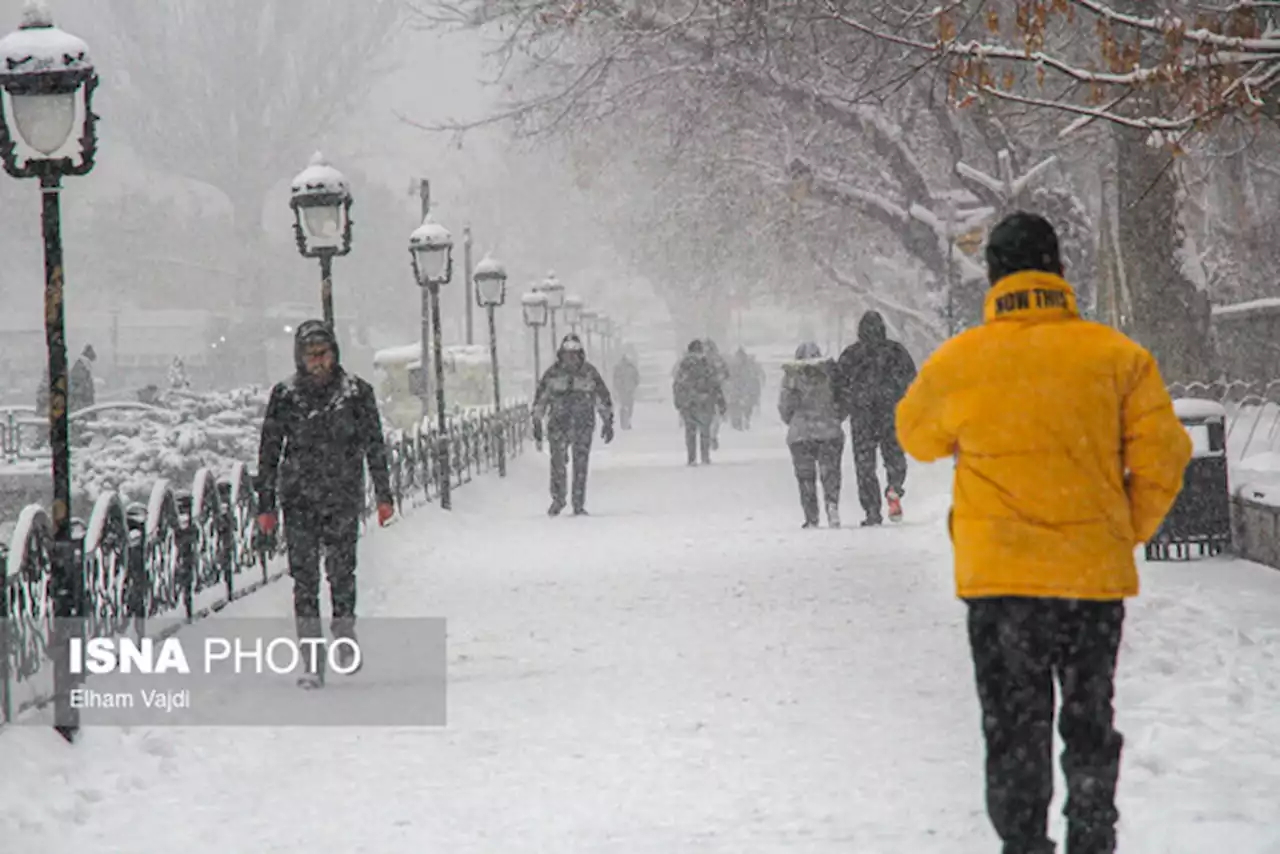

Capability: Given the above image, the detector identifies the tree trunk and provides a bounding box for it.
[1111,127,1213,383]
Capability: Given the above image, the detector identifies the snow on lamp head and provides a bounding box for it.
[562,296,585,327]
[0,2,98,177]
[409,216,453,287]
[473,255,508,307]
[521,291,548,327]
[289,152,353,257]
[537,271,565,310]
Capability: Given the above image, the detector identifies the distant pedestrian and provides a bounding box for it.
[672,340,726,466]
[779,342,844,528]
[835,312,915,525]
[531,334,614,516]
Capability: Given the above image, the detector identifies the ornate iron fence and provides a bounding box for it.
[0,401,530,724]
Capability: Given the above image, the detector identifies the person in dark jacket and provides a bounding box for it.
[728,347,763,430]
[779,342,845,528]
[835,311,916,525]
[532,334,614,516]
[612,354,641,430]
[672,339,727,465]
[68,344,96,414]
[704,339,730,448]
[255,320,395,688]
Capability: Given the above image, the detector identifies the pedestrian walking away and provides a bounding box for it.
[672,339,727,466]
[255,320,396,689]
[532,333,614,516]
[895,211,1193,854]
[835,311,916,525]
[778,342,845,529]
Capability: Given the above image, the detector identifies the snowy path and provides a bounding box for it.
[4,402,1280,853]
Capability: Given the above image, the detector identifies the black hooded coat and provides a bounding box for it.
[532,334,613,440]
[256,320,393,517]
[834,311,917,440]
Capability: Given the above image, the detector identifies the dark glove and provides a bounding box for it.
[717,400,727,417]
[601,420,614,444]
[532,418,543,444]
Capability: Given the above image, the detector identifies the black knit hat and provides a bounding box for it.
[985,212,1062,286]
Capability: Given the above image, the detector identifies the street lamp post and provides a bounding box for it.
[598,312,612,377]
[290,152,353,331]
[537,271,564,350]
[521,291,549,394]
[0,3,99,744]
[409,215,454,510]
[581,310,598,359]
[562,295,583,335]
[473,255,508,477]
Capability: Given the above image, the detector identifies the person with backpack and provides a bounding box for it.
[835,311,916,525]
[779,342,844,528]
[896,212,1192,854]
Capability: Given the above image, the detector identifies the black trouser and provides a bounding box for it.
[851,418,907,520]
[549,428,593,510]
[682,411,713,463]
[619,397,635,430]
[789,436,844,524]
[284,508,360,644]
[967,597,1125,854]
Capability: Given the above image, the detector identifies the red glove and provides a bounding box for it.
[257,512,277,535]
[377,502,395,527]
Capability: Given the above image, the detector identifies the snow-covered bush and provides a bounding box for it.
[73,387,269,505]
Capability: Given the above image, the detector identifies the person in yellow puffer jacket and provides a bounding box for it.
[896,212,1191,854]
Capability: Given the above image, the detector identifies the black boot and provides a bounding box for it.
[548,499,565,516]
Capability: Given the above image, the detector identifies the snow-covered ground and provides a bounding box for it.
[3,401,1280,852]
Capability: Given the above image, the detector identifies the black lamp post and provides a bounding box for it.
[473,255,508,477]
[0,3,99,744]
[521,291,548,394]
[290,152,352,331]
[409,215,454,510]
[598,312,612,377]
[581,309,598,359]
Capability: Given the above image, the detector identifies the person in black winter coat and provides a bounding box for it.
[835,311,917,525]
[672,340,727,465]
[255,320,395,687]
[532,334,614,516]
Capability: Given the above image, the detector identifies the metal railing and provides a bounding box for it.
[0,400,530,724]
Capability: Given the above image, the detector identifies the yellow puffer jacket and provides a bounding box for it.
[896,271,1192,601]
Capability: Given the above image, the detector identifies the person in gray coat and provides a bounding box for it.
[778,342,845,528]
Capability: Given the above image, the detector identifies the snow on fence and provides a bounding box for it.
[1167,380,1280,573]
[0,395,531,726]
